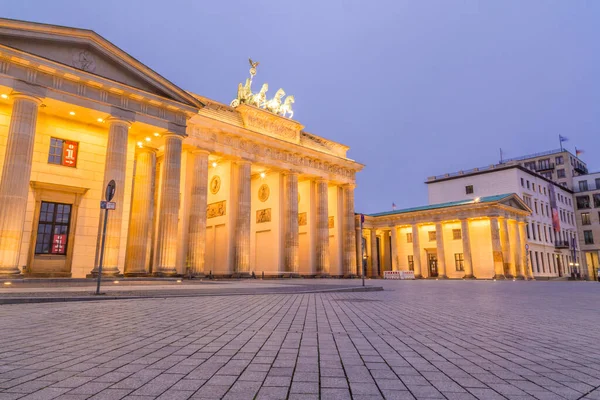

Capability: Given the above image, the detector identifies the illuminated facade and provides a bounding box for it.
[362,194,532,279]
[0,19,363,278]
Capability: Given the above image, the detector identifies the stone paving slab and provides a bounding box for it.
[0,280,599,399]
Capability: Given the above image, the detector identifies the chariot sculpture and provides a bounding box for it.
[230,58,295,119]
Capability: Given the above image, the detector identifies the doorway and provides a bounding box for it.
[428,253,438,278]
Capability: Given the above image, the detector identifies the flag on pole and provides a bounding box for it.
[576,148,584,157]
[392,202,397,210]
[559,135,568,142]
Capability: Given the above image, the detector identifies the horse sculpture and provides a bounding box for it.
[279,95,295,119]
[249,83,269,108]
[266,88,285,114]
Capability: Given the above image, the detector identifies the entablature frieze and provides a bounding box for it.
[0,48,194,131]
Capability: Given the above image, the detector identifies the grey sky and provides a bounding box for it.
[3,0,598,213]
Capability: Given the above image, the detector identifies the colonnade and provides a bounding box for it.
[0,94,358,276]
[365,217,530,279]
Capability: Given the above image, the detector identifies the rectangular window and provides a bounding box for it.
[582,212,591,225]
[452,229,461,240]
[465,185,474,194]
[428,231,437,241]
[538,159,551,170]
[537,225,541,241]
[406,232,413,243]
[557,169,566,178]
[535,251,540,273]
[532,183,536,192]
[48,138,79,167]
[555,156,564,165]
[524,161,536,171]
[454,253,464,271]
[579,181,589,192]
[407,255,414,271]
[532,223,536,240]
[584,230,594,245]
[594,194,600,208]
[526,224,530,239]
[596,178,600,190]
[546,204,549,216]
[534,201,538,214]
[576,195,591,209]
[527,180,530,189]
[521,178,524,187]
[34,201,72,255]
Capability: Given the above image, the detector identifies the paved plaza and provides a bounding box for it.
[1,280,599,400]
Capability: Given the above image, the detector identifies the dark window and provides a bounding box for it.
[596,178,600,190]
[555,156,564,165]
[535,251,540,273]
[406,232,413,243]
[577,195,591,209]
[538,159,551,170]
[557,169,566,178]
[454,253,464,271]
[579,181,589,192]
[465,185,474,194]
[584,230,594,245]
[526,224,530,239]
[531,223,536,240]
[546,205,549,216]
[524,161,536,171]
[594,194,600,208]
[48,138,64,165]
[582,213,591,225]
[35,201,72,255]
[407,255,414,271]
[428,231,436,241]
[452,229,461,240]
[527,180,530,189]
[534,201,538,214]
[521,178,524,187]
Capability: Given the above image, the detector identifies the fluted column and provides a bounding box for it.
[490,217,505,279]
[435,222,447,278]
[515,222,527,279]
[412,224,422,278]
[370,229,379,277]
[284,171,299,276]
[187,150,210,276]
[391,227,399,271]
[461,219,474,278]
[343,184,357,277]
[91,117,131,276]
[234,160,251,276]
[124,147,156,275]
[154,134,183,275]
[500,218,514,278]
[0,94,42,275]
[315,179,330,276]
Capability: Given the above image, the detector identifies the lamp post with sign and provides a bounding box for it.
[95,180,116,295]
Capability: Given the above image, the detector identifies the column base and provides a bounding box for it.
[87,271,123,278]
[462,274,475,279]
[343,274,359,279]
[504,274,514,280]
[414,274,423,279]
[188,273,206,279]
[282,273,300,278]
[514,275,525,280]
[232,272,251,279]
[493,274,507,280]
[152,271,179,277]
[124,272,150,277]
[436,275,448,279]
[315,272,330,278]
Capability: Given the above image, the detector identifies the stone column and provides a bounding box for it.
[234,160,251,277]
[154,134,183,276]
[284,171,299,276]
[412,224,422,278]
[91,117,131,276]
[187,150,210,277]
[315,179,330,276]
[435,222,447,278]
[124,147,156,276]
[515,221,527,279]
[0,94,42,275]
[490,217,505,279]
[342,184,357,277]
[370,229,379,277]
[460,219,474,279]
[500,218,514,278]
[391,227,399,271]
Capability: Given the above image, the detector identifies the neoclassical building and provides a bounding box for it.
[0,19,363,278]
[361,194,533,279]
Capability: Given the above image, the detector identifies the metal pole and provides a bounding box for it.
[360,217,365,287]
[95,208,109,295]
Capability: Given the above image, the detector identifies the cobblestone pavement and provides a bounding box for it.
[1,280,599,400]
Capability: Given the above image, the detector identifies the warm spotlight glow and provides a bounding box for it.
[137,141,143,147]
[260,172,266,179]
[113,280,119,284]
[3,281,11,285]
[153,132,160,137]
[0,94,8,99]
[97,118,104,123]
[474,197,481,203]
[176,279,182,283]
[69,111,75,116]
[145,137,151,142]
[212,162,218,168]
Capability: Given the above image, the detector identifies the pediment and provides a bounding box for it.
[499,195,531,213]
[0,19,201,108]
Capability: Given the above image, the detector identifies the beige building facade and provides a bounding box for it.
[361,194,532,279]
[0,19,363,278]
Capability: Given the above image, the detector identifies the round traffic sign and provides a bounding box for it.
[105,180,116,202]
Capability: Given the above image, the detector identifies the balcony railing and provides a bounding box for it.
[537,162,555,172]
[555,240,570,249]
[575,165,589,174]
[574,183,600,193]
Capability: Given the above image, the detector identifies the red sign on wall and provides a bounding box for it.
[62,141,78,167]
[51,234,67,254]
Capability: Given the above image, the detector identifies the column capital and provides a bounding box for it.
[343,183,356,190]
[162,132,185,141]
[283,170,300,177]
[9,92,43,105]
[135,146,158,155]
[191,149,211,156]
[315,178,328,184]
[106,116,132,127]
[235,158,252,167]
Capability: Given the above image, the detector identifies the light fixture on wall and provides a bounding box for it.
[0,94,8,99]
[260,172,266,179]
[97,118,104,123]
[137,141,143,148]
[212,162,218,168]
[153,132,160,137]
[145,137,151,142]
[69,111,76,116]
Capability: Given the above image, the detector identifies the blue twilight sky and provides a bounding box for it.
[2,1,599,213]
